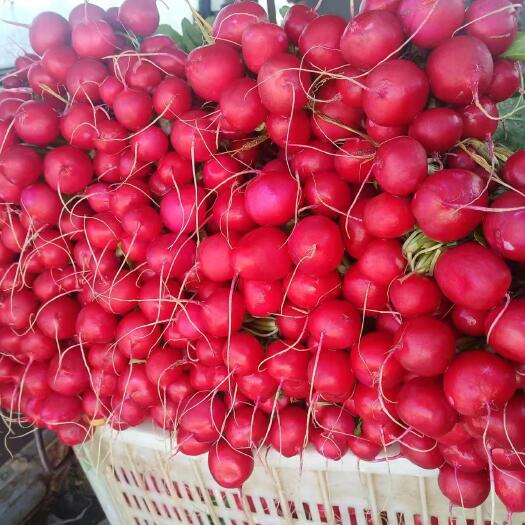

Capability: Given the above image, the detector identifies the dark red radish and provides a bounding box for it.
[298,15,346,70]
[503,150,525,192]
[465,0,518,56]
[340,11,404,70]
[494,469,525,513]
[257,54,311,116]
[283,4,316,44]
[411,169,489,242]
[438,466,490,508]
[444,350,516,416]
[308,300,360,350]
[426,36,493,105]
[14,101,59,147]
[275,303,308,341]
[400,432,445,469]
[488,59,520,102]
[438,422,471,446]
[434,243,511,311]
[186,44,243,102]
[118,0,159,36]
[398,0,465,49]
[408,109,463,154]
[29,12,70,56]
[459,97,499,140]
[212,1,267,45]
[451,306,487,337]
[269,405,309,457]
[366,119,406,143]
[66,58,108,103]
[389,274,442,318]
[485,300,525,364]
[288,216,344,277]
[170,109,218,162]
[351,331,404,389]
[394,317,455,377]
[342,265,388,315]
[357,239,405,286]
[363,60,429,127]
[224,406,268,449]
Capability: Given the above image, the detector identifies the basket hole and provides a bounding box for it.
[184,484,195,501]
[303,502,313,521]
[221,491,231,509]
[195,485,205,503]
[259,496,270,515]
[151,500,161,517]
[132,494,142,510]
[245,495,256,513]
[289,501,298,520]
[122,492,132,508]
[348,507,358,525]
[172,481,183,499]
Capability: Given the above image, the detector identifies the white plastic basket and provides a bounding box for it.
[75,423,524,525]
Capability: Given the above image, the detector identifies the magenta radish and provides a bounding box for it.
[242,23,288,74]
[485,300,525,363]
[269,405,309,457]
[237,370,278,402]
[340,10,404,69]
[400,432,445,470]
[201,288,245,338]
[298,15,346,70]
[208,441,254,489]
[212,1,267,45]
[363,60,429,127]
[438,466,490,508]
[14,101,60,147]
[284,269,341,310]
[494,469,525,513]
[412,169,489,242]
[224,406,268,449]
[29,12,70,56]
[334,138,376,183]
[242,279,284,317]
[62,103,108,151]
[118,0,159,36]
[459,97,499,139]
[66,58,108,103]
[283,4,316,44]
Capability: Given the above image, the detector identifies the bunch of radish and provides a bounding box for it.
[0,0,525,514]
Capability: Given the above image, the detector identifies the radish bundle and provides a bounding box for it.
[1,0,525,514]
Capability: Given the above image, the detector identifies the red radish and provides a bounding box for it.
[426,36,494,105]
[61,103,108,151]
[212,188,255,234]
[212,1,267,46]
[361,417,404,445]
[232,227,291,281]
[69,3,107,26]
[116,311,160,359]
[91,368,118,397]
[166,373,194,404]
[100,76,124,106]
[208,441,254,489]
[298,15,346,70]
[266,111,311,149]
[39,393,82,429]
[342,265,388,314]
[503,150,525,192]
[444,350,516,416]
[440,440,487,472]
[313,406,355,460]
[348,436,382,461]
[363,194,414,238]
[485,300,525,363]
[118,364,157,407]
[88,344,126,375]
[242,23,288,74]
[308,300,360,350]
[14,101,59,147]
[66,58,108,103]
[0,145,42,188]
[494,469,525,513]
[363,60,429,127]
[113,89,152,131]
[340,11,404,69]
[72,19,116,59]
[459,97,499,139]
[47,348,89,396]
[76,303,117,344]
[389,274,442,318]
[438,466,490,508]
[20,329,55,362]
[202,288,245,338]
[27,63,62,99]
[157,152,193,188]
[400,433,444,469]
[408,109,463,154]
[412,169,489,242]
[434,243,511,311]
[394,317,455,377]
[465,0,518,56]
[357,239,405,286]
[243,279,283,317]
[339,199,376,259]
[488,59,520,102]
[451,306,487,337]
[150,400,178,431]
[398,377,457,437]
[20,183,62,228]
[269,405,309,457]
[43,145,93,193]
[118,0,159,36]
[336,66,364,108]
[223,333,263,376]
[126,61,162,93]
[283,4,316,44]
[275,303,308,341]
[170,109,218,162]
[266,339,309,383]
[186,44,243,102]
[153,77,192,120]
[237,370,278,402]
[284,269,341,310]
[398,0,465,49]
[146,233,196,280]
[308,349,354,401]
[110,396,147,428]
[176,429,210,456]
[224,406,268,449]
[198,234,236,283]
[257,54,311,116]
[288,216,344,277]
[160,185,206,234]
[29,12,70,56]
[94,270,141,315]
[179,392,226,442]
[130,126,168,162]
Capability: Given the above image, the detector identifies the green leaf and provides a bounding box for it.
[502,31,525,60]
[494,96,525,152]
[279,5,290,18]
[156,24,185,48]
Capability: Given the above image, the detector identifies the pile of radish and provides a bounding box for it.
[1,0,525,514]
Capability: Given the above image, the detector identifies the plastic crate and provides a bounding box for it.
[75,423,523,525]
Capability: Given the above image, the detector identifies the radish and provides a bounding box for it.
[21,183,62,227]
[389,274,442,318]
[485,300,525,363]
[440,440,487,472]
[257,54,311,116]
[180,392,226,442]
[363,193,414,238]
[224,406,268,449]
[342,265,388,314]
[298,15,346,70]
[340,11,404,70]
[44,145,93,193]
[113,89,152,131]
[438,466,490,508]
[69,3,107,26]
[397,0,465,49]
[243,279,284,317]
[365,119,406,143]
[339,199,376,258]
[283,4,316,45]
[459,97,499,139]
[29,12,71,56]
[66,58,108,103]
[208,441,254,489]
[336,66,364,109]
[494,469,525,513]
[118,364,157,407]
[412,169,489,242]
[363,60,429,127]
[434,243,511,311]
[308,349,354,401]
[176,429,210,456]
[72,19,116,59]
[14,101,60,147]
[348,436,382,461]
[153,77,191,120]
[146,233,196,280]
[357,239,405,286]
[126,61,162,93]
[99,76,124,106]
[426,36,493,105]
[284,269,341,310]
[488,59,521,102]
[223,332,263,377]
[400,432,444,469]
[465,0,518,56]
[503,150,525,192]
[451,306,487,337]
[0,145,42,188]
[444,350,516,416]
[186,44,243,103]
[47,348,89,396]
[408,108,463,154]
[27,64,62,99]
[269,405,309,457]
[237,370,278,402]
[276,303,308,341]
[118,0,159,37]
[360,0,401,12]
[212,1,267,46]
[242,23,288,74]
[39,393,82,430]
[202,288,245,338]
